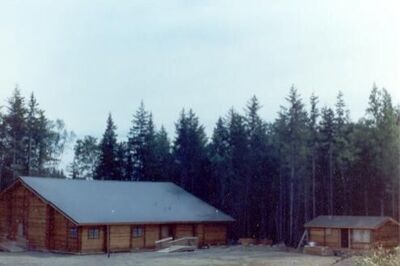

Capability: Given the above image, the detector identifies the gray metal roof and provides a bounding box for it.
[304,215,399,229]
[20,176,234,225]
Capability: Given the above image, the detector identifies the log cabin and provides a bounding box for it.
[305,215,400,250]
[0,176,234,254]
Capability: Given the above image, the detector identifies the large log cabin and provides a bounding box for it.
[305,215,400,250]
[0,176,234,254]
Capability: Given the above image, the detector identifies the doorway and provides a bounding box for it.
[161,225,173,239]
[341,229,349,248]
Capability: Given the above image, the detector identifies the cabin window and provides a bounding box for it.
[88,228,100,239]
[352,229,370,243]
[325,228,332,236]
[69,227,78,238]
[132,226,144,238]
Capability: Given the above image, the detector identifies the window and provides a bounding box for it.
[352,229,370,243]
[88,228,100,239]
[325,228,332,236]
[132,226,143,238]
[69,227,78,239]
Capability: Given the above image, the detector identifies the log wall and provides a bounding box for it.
[0,192,10,239]
[324,228,340,248]
[203,223,227,245]
[131,225,145,250]
[80,226,105,253]
[1,181,231,254]
[109,225,130,251]
[144,224,160,248]
[374,222,399,248]
[0,181,81,253]
[309,228,341,248]
[175,224,194,239]
[195,223,204,246]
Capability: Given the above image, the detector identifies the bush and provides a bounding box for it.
[356,246,400,266]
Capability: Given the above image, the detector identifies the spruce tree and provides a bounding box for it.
[308,94,319,218]
[127,102,157,181]
[153,126,172,181]
[95,114,119,180]
[173,109,208,196]
[319,107,335,215]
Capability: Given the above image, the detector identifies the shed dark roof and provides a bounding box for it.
[304,215,399,229]
[19,176,234,225]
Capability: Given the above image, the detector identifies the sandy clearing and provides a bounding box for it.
[0,246,339,266]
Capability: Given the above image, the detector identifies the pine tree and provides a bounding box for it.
[308,94,319,218]
[173,109,208,196]
[95,114,119,180]
[153,126,172,181]
[276,87,309,244]
[244,96,270,238]
[127,102,157,181]
[226,108,249,237]
[26,93,40,175]
[4,88,28,180]
[333,91,354,214]
[209,117,231,209]
[319,107,335,215]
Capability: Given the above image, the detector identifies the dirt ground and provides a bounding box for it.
[0,245,345,266]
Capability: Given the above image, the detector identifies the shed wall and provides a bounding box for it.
[373,222,399,248]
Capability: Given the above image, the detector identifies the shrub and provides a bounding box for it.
[356,246,400,266]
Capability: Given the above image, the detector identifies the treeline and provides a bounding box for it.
[0,89,74,188]
[1,86,399,246]
[69,85,400,245]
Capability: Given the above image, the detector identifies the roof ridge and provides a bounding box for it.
[20,176,174,184]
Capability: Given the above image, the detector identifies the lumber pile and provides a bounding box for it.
[158,245,195,253]
[155,236,199,253]
[155,237,173,249]
[156,236,198,249]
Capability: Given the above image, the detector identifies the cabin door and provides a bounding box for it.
[161,225,173,239]
[341,229,349,248]
[16,222,24,238]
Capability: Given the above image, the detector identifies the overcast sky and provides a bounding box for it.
[1,0,399,144]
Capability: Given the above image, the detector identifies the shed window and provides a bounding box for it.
[325,228,332,236]
[352,229,370,243]
[88,228,100,239]
[69,227,78,239]
[132,226,144,238]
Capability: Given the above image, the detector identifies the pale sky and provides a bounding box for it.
[1,0,399,144]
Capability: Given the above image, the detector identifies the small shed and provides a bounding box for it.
[0,176,234,254]
[305,215,400,249]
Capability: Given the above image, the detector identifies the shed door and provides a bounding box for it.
[341,229,349,248]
